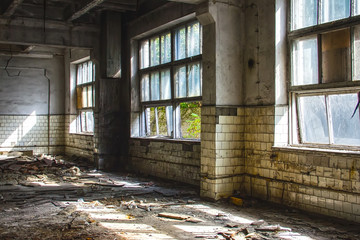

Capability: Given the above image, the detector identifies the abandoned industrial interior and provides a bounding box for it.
[1,0,360,239]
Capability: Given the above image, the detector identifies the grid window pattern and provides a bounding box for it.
[139,21,202,139]
[76,61,95,134]
[290,0,360,147]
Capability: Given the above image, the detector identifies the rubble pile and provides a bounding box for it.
[0,152,88,186]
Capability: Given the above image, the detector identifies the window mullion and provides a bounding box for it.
[317,34,322,84]
[325,94,334,144]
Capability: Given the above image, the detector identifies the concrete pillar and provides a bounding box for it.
[198,0,246,200]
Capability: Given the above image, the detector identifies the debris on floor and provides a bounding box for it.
[0,153,360,239]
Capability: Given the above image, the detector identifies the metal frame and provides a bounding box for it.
[138,19,202,139]
[289,0,360,147]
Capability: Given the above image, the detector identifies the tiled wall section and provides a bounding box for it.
[0,115,64,154]
[242,106,360,223]
[200,106,245,200]
[129,139,201,186]
[64,114,95,159]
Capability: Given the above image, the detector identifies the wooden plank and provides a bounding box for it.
[68,0,105,21]
[3,0,24,17]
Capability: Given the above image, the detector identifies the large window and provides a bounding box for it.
[139,21,202,139]
[290,0,360,147]
[76,60,95,134]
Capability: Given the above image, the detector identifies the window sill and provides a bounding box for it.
[69,132,94,136]
[272,145,360,156]
[130,136,200,144]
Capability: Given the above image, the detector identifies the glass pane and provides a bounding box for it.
[292,36,318,86]
[180,102,201,139]
[187,22,201,57]
[291,0,317,30]
[82,86,88,107]
[298,95,329,144]
[88,61,93,82]
[140,40,149,69]
[86,111,94,132]
[329,94,360,145]
[353,25,360,80]
[161,69,171,100]
[355,0,360,16]
[87,85,93,107]
[77,64,83,84]
[81,112,86,132]
[322,28,351,83]
[145,106,173,137]
[175,65,187,98]
[188,62,201,97]
[175,26,186,60]
[321,0,350,23]
[161,32,171,64]
[151,72,160,101]
[150,37,160,67]
[141,74,150,102]
[83,62,89,83]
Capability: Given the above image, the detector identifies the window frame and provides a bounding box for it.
[138,20,202,140]
[288,0,360,149]
[76,60,95,134]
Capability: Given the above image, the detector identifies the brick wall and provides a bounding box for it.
[0,115,64,155]
[241,106,360,223]
[64,114,95,159]
[200,106,245,199]
[129,138,201,186]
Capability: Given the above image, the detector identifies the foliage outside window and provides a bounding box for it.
[290,0,360,147]
[76,60,95,134]
[139,21,202,139]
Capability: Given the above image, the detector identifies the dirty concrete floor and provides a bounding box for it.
[0,155,359,240]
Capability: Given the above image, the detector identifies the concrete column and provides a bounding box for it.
[199,0,246,200]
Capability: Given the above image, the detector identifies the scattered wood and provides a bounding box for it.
[255,224,292,232]
[158,212,203,222]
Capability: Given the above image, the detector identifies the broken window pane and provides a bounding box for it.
[292,36,318,85]
[321,0,350,23]
[140,40,149,69]
[187,22,201,57]
[322,28,351,83]
[353,25,360,80]
[175,26,186,60]
[291,0,317,30]
[145,106,173,137]
[141,74,150,102]
[161,32,171,64]
[188,62,201,97]
[150,37,160,67]
[150,72,160,101]
[298,95,329,144]
[161,69,171,100]
[175,65,187,98]
[329,93,360,145]
[179,102,201,139]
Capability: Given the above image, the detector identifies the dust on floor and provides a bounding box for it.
[0,153,359,240]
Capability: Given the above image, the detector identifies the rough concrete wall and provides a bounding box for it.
[0,55,65,115]
[244,0,276,105]
[129,139,201,186]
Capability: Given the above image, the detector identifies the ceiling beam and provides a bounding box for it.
[3,0,24,17]
[68,0,105,21]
